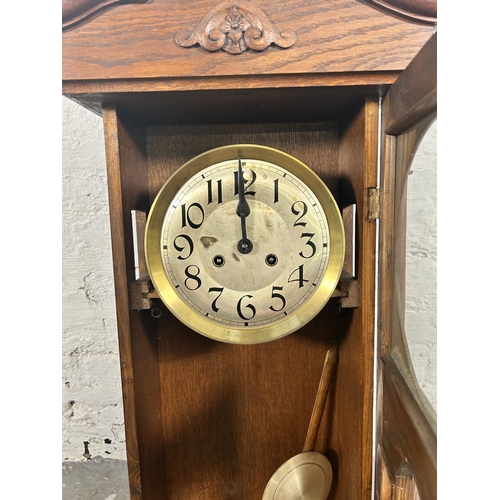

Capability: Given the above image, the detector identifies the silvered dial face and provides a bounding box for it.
[146,145,345,344]
[162,159,329,329]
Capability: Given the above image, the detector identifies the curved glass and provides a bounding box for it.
[404,119,437,414]
[390,118,437,431]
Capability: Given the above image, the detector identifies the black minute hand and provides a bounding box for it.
[236,157,253,254]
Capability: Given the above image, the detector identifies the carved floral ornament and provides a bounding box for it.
[174,0,297,54]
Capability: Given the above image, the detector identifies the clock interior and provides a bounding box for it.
[108,91,378,498]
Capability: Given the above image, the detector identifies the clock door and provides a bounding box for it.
[375,33,437,499]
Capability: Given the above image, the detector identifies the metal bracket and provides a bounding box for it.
[132,273,359,311]
[367,187,381,220]
[130,204,360,312]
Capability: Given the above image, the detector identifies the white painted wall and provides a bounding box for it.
[61,97,438,462]
[62,97,126,461]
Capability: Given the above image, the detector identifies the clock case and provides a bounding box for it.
[62,2,436,498]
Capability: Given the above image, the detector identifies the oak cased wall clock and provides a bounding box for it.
[62,0,437,498]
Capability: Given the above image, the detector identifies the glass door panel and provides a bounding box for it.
[390,118,437,432]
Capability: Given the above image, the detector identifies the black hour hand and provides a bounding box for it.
[236,157,251,218]
[236,157,253,254]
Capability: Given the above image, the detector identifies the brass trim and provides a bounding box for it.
[367,187,381,220]
[144,144,345,344]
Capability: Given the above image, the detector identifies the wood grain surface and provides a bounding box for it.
[334,96,379,499]
[364,0,436,23]
[303,346,338,453]
[62,0,433,82]
[62,0,437,30]
[380,357,436,500]
[62,0,148,30]
[139,111,376,499]
[103,106,168,499]
[63,83,392,125]
[374,33,437,500]
[64,2,438,497]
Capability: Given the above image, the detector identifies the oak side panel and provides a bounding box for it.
[377,122,395,359]
[146,122,353,499]
[62,0,434,81]
[335,97,379,499]
[102,105,167,499]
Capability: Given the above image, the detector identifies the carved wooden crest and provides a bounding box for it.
[174,0,297,54]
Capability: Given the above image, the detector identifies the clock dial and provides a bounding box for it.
[145,145,344,344]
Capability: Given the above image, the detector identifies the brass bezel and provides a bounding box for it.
[145,144,345,344]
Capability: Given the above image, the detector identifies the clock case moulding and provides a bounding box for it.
[62,1,436,499]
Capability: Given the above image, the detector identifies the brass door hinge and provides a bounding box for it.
[367,187,381,220]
